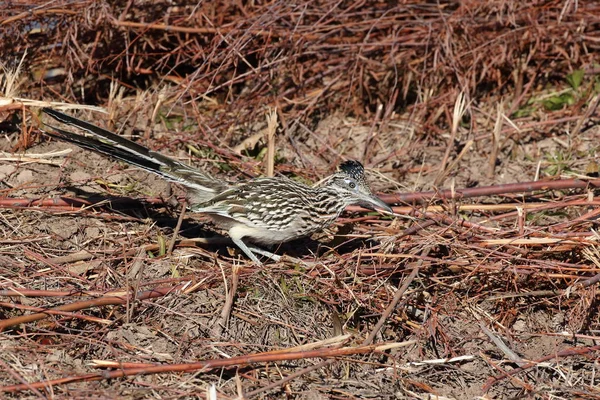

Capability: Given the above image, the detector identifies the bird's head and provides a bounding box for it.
[318,160,393,214]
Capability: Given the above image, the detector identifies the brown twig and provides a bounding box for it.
[212,265,240,338]
[0,342,403,393]
[483,344,600,392]
[364,264,420,345]
[380,179,600,205]
[167,200,187,255]
[0,283,191,331]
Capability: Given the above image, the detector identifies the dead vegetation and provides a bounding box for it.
[1,0,600,398]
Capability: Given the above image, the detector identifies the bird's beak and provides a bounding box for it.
[357,194,394,215]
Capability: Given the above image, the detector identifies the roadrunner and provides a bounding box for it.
[41,108,393,264]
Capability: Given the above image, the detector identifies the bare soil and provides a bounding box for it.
[1,1,600,399]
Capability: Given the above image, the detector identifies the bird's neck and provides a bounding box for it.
[311,186,349,224]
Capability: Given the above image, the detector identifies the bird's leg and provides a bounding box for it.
[229,235,263,265]
[229,235,294,265]
[248,244,317,266]
[246,245,282,262]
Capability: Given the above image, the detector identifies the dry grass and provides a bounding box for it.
[1,0,600,398]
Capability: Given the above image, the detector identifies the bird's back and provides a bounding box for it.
[191,177,347,244]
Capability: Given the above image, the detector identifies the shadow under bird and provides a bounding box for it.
[41,108,393,264]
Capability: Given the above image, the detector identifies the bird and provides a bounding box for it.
[40,108,393,264]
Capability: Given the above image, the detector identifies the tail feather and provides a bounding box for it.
[43,124,167,173]
[41,108,227,198]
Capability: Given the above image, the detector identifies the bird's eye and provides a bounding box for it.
[349,182,356,189]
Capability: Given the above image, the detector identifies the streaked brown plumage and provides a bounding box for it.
[41,108,392,264]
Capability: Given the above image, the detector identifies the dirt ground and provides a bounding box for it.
[1,1,600,399]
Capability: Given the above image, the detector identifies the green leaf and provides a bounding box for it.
[566,69,585,90]
[157,234,166,256]
[542,93,575,111]
[594,76,600,93]
[512,106,532,118]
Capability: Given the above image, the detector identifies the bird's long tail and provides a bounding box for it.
[41,108,227,198]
